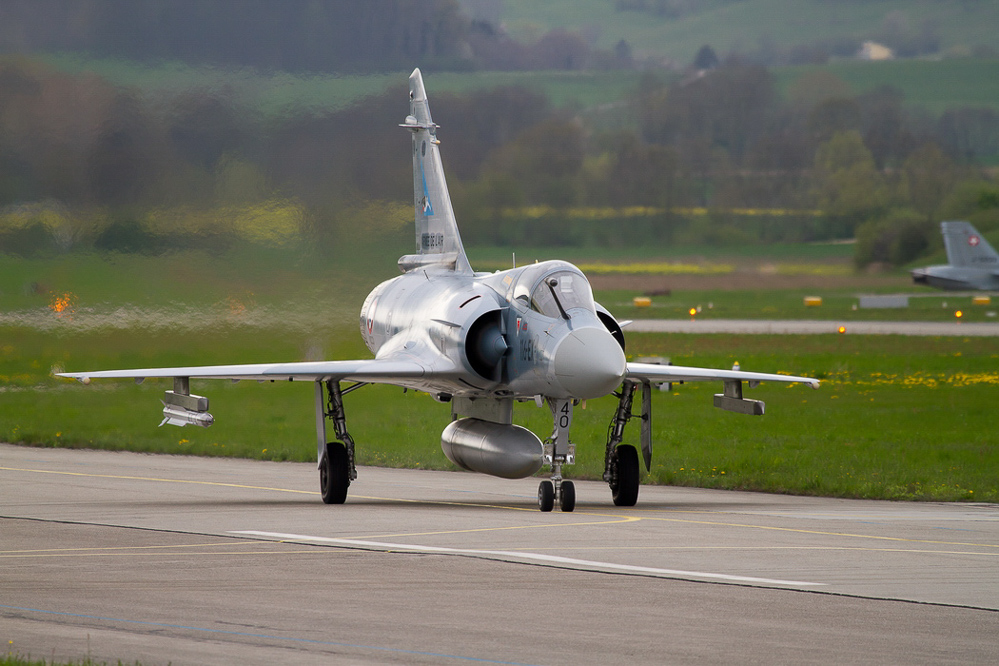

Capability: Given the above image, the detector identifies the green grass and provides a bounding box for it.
[39,54,645,116]
[0,245,391,314]
[466,240,857,265]
[3,247,996,503]
[774,58,999,114]
[1,655,137,666]
[496,0,999,65]
[41,50,999,125]
[7,246,977,330]
[4,308,997,503]
[602,288,999,323]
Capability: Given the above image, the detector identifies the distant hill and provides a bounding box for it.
[466,0,999,66]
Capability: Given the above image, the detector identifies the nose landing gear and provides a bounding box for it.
[539,398,576,512]
[538,477,575,513]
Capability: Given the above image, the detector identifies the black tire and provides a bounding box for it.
[538,480,555,512]
[560,480,576,513]
[320,442,350,504]
[611,445,640,507]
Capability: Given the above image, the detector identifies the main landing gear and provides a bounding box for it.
[316,380,366,504]
[602,380,646,507]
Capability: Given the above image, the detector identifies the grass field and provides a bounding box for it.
[5,328,996,503]
[40,54,647,116]
[495,0,999,66]
[774,58,999,114]
[6,246,989,326]
[2,247,997,503]
[0,655,126,666]
[40,51,999,122]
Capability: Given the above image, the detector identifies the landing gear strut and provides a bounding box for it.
[539,398,576,512]
[603,380,646,507]
[315,380,366,504]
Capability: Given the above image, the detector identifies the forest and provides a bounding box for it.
[1,1,998,267]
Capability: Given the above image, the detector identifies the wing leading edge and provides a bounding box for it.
[58,358,431,384]
[628,362,819,389]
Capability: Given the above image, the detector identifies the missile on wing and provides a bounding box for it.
[441,418,543,479]
[160,405,215,428]
[160,389,213,428]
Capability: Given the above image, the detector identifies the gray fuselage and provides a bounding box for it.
[911,265,999,291]
[359,259,626,401]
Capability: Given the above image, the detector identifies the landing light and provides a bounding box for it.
[688,307,697,317]
[837,326,846,334]
[955,310,964,319]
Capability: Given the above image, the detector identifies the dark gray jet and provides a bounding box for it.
[60,69,818,511]
[912,221,999,291]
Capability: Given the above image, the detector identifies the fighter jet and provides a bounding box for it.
[59,69,818,512]
[911,221,999,291]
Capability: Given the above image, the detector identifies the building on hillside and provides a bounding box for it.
[858,41,894,61]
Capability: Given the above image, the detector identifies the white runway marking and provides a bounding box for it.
[232,530,827,587]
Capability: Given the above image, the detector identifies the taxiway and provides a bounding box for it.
[2,443,997,664]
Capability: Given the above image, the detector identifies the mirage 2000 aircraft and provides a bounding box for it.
[60,69,819,512]
[911,221,999,291]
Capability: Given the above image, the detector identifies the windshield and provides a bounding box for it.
[529,269,595,318]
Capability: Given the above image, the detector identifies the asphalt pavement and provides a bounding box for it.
[2,444,998,665]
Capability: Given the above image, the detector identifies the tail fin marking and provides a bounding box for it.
[941,221,999,269]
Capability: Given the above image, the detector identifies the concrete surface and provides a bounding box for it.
[2,443,997,665]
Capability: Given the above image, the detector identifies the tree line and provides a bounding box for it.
[1,56,997,266]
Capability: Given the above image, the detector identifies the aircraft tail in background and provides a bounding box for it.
[398,68,472,275]
[942,221,999,268]
[912,220,999,290]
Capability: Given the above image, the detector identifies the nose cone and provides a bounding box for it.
[553,327,627,399]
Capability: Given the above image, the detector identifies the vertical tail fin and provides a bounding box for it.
[941,221,999,268]
[398,68,472,274]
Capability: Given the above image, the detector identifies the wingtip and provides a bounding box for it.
[56,373,90,385]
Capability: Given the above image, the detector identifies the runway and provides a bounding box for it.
[3,443,998,664]
[627,318,999,336]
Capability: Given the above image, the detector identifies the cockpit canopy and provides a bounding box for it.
[511,261,596,318]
